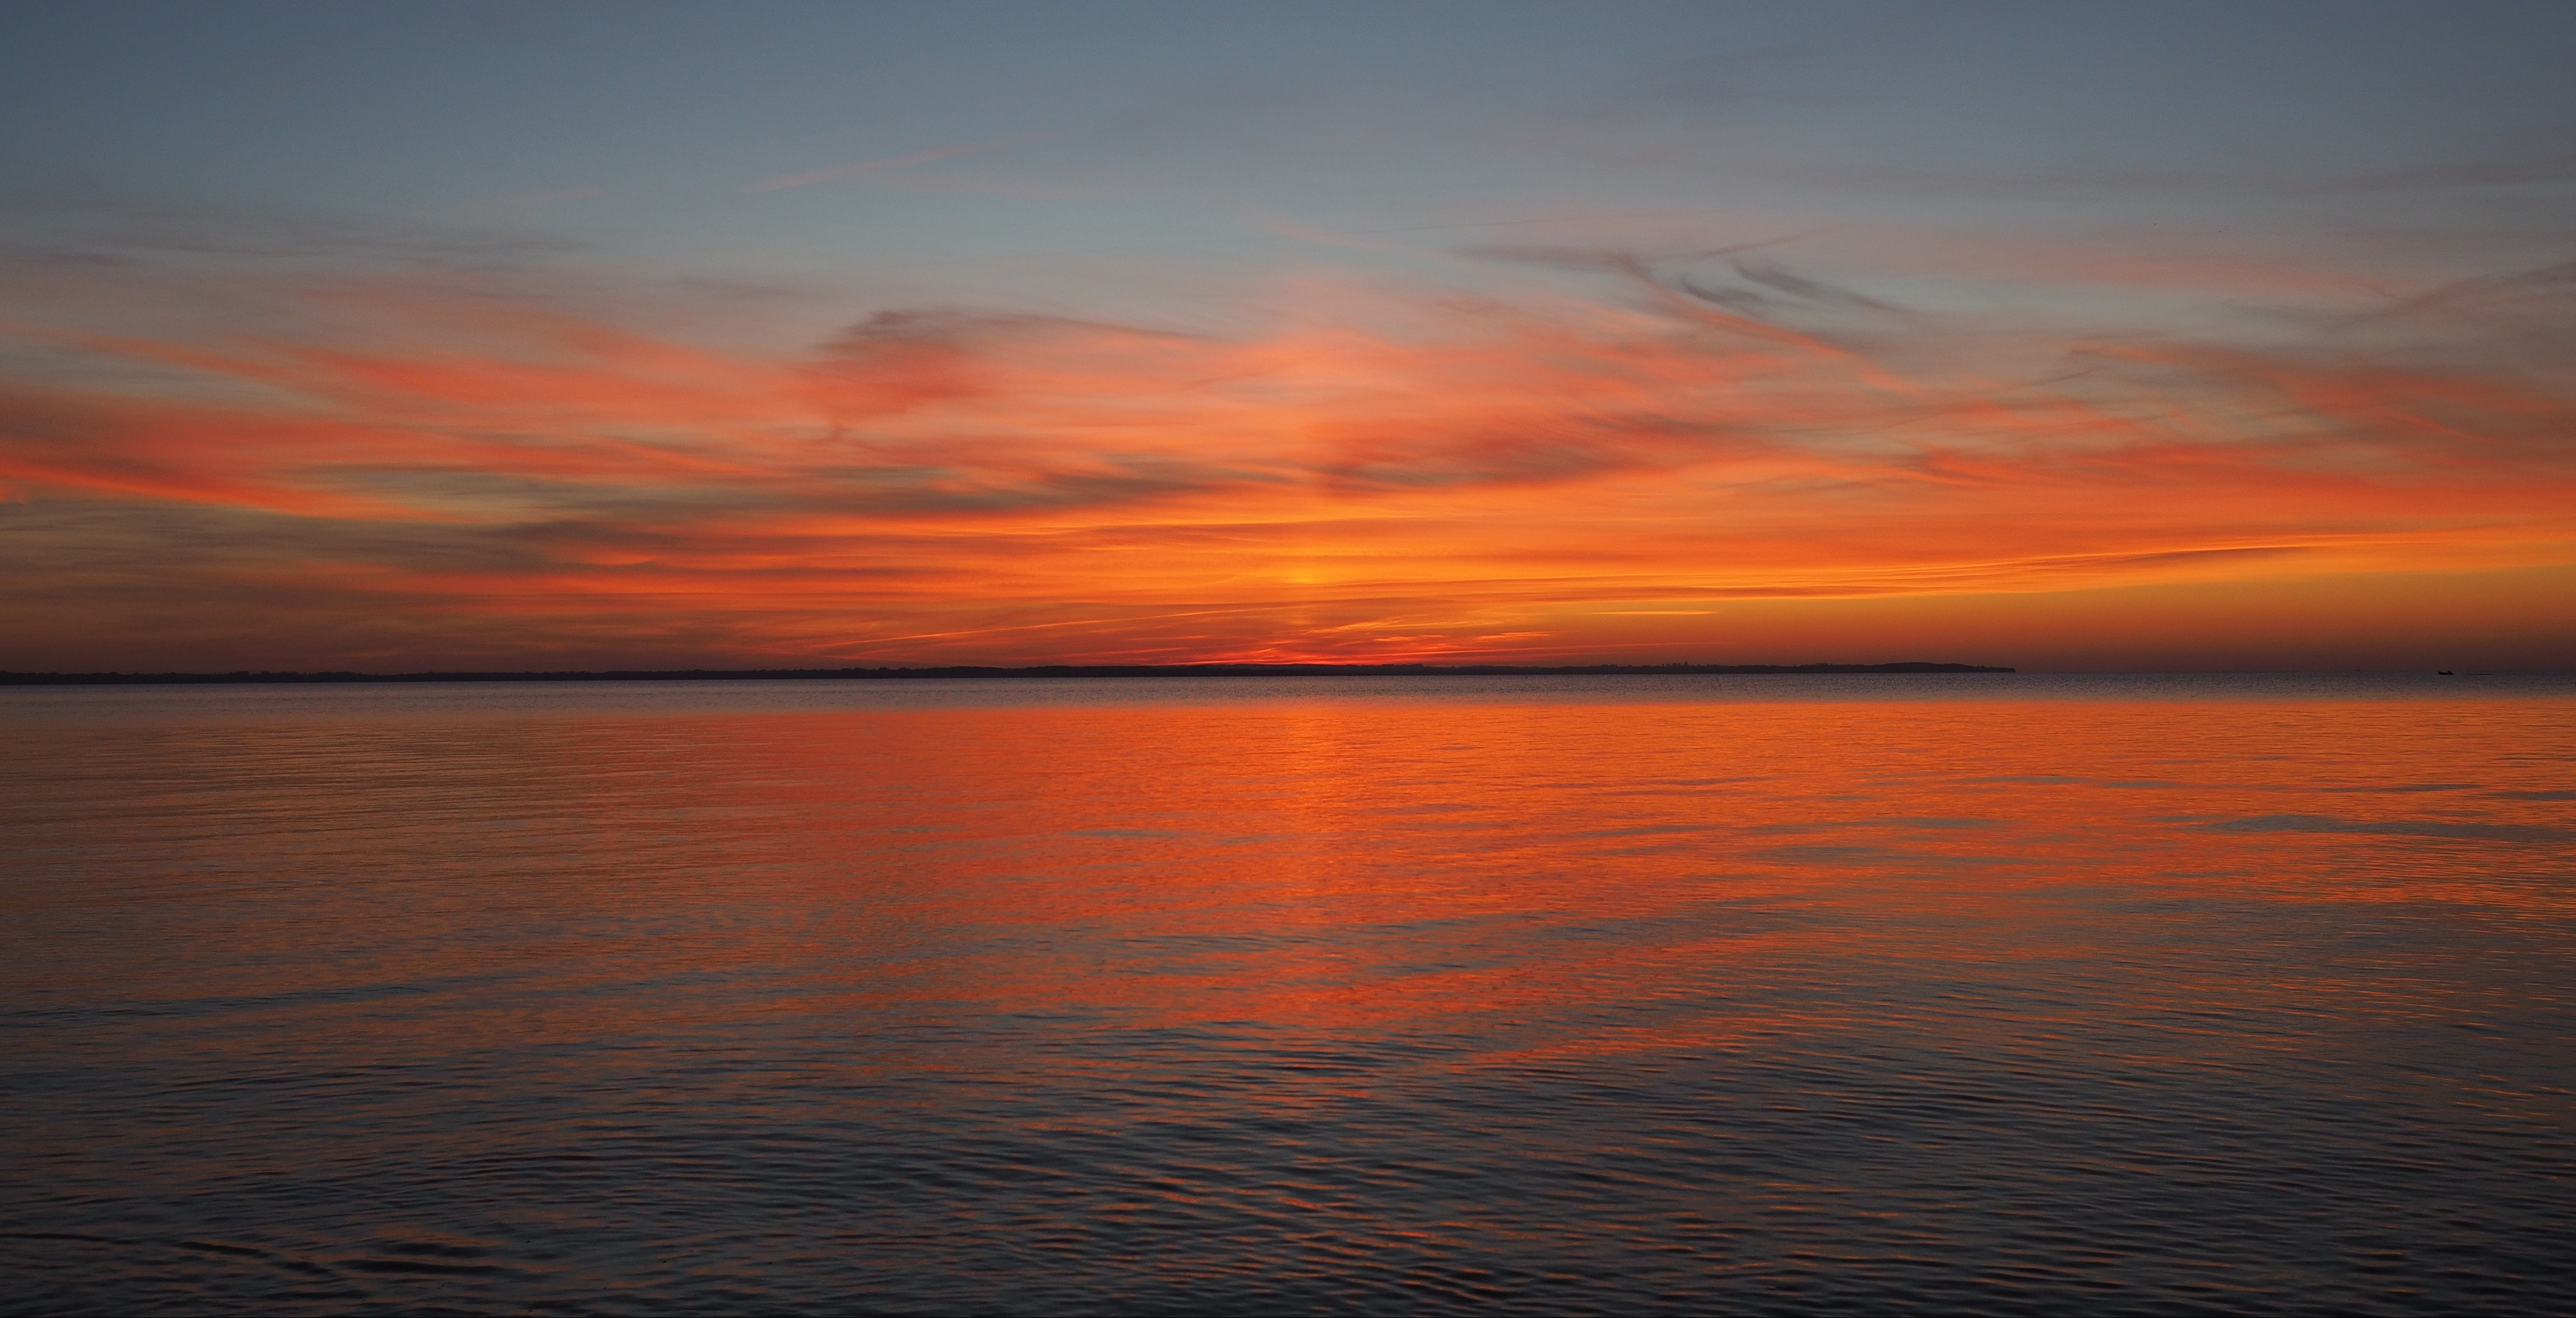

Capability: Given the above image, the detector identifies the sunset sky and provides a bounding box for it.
[4,1,2573,671]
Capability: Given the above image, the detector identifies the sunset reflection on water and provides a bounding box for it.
[5,677,2573,1312]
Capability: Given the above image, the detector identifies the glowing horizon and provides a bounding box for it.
[4,4,2572,672]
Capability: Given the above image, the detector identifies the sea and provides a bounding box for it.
[4,673,2572,1314]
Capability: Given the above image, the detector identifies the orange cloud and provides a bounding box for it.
[2,254,2572,671]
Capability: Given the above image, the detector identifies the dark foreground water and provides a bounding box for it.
[3,674,2573,1314]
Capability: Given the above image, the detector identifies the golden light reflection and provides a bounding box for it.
[7,683,2572,1307]
[13,688,2569,1074]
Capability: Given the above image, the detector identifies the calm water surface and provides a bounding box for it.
[4,674,2573,1314]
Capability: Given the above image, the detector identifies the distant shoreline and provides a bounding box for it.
[1,661,2013,686]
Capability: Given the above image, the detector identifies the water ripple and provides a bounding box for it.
[3,679,2572,1312]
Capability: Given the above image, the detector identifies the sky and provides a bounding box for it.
[3,0,2574,672]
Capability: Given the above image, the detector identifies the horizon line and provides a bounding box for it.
[1,661,2018,685]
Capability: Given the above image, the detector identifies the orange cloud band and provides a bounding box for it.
[4,258,2573,670]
